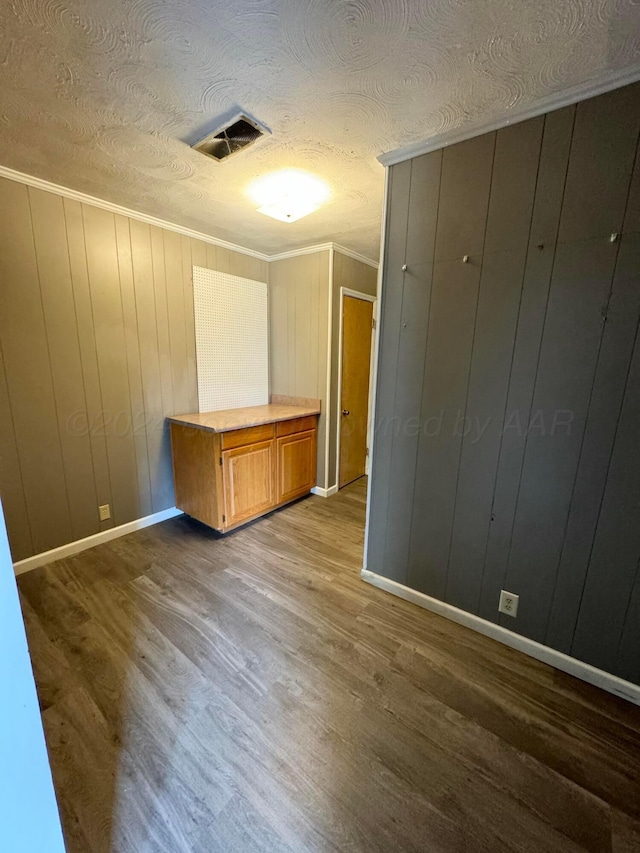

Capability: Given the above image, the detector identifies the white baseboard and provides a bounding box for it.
[13,507,183,576]
[361,569,640,707]
[311,484,339,498]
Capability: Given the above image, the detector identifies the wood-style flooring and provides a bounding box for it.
[18,479,640,852]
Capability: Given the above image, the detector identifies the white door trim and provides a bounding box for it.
[336,287,377,490]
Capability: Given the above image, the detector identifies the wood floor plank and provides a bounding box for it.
[19,478,640,852]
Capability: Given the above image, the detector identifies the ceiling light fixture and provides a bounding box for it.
[248,169,331,223]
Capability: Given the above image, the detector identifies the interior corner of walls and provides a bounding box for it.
[311,484,338,498]
[361,571,640,706]
[13,507,182,576]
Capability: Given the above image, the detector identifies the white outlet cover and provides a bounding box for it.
[98,504,111,521]
[499,589,519,618]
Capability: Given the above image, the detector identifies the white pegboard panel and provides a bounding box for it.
[193,266,269,412]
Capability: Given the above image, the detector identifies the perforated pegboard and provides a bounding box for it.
[193,266,269,412]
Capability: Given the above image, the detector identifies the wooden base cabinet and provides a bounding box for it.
[277,430,317,504]
[170,414,318,533]
[222,439,275,528]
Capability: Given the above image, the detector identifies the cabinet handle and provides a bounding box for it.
[342,409,350,416]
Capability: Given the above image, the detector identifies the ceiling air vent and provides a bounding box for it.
[192,113,269,162]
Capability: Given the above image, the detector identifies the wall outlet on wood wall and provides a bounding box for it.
[499,590,519,618]
[98,504,111,522]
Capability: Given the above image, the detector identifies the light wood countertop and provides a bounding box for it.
[167,403,320,434]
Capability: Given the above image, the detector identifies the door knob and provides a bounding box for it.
[342,409,350,416]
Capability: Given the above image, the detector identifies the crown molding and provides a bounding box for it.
[0,164,379,267]
[0,164,272,261]
[379,64,640,167]
[268,242,334,262]
[269,241,379,268]
[332,243,379,269]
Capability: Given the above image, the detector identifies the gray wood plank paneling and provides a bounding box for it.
[0,342,33,560]
[63,199,114,532]
[571,329,640,672]
[205,243,217,273]
[150,227,175,420]
[29,188,99,542]
[267,251,330,488]
[180,237,198,413]
[528,107,577,248]
[295,255,313,403]
[404,151,442,267]
[478,108,575,622]
[501,239,618,641]
[616,559,640,685]
[0,178,73,552]
[446,250,527,613]
[434,132,495,261]
[114,214,153,520]
[268,262,290,399]
[484,118,544,255]
[383,151,442,580]
[368,82,640,686]
[624,135,640,234]
[446,118,542,613]
[546,233,640,652]
[367,161,411,579]
[319,250,331,489]
[82,204,140,525]
[190,239,207,270]
[286,259,296,393]
[559,83,640,244]
[0,177,271,558]
[164,231,191,416]
[407,257,482,598]
[130,220,166,514]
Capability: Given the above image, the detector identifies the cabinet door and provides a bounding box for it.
[222,440,275,528]
[277,430,317,504]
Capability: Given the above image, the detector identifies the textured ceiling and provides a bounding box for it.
[1,1,639,259]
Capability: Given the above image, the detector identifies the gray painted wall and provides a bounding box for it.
[0,177,268,561]
[367,82,640,686]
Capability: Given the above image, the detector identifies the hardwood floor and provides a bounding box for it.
[18,479,640,852]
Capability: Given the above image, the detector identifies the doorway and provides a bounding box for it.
[337,289,376,488]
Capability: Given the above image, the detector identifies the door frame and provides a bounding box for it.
[335,287,377,488]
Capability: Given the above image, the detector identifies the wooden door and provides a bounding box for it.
[222,440,275,528]
[277,430,317,504]
[339,295,374,488]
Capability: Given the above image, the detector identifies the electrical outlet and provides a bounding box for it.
[98,504,111,522]
[498,589,519,618]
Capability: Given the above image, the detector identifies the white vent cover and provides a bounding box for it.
[192,113,269,162]
[193,266,268,412]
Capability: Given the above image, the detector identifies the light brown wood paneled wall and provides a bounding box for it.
[0,177,268,561]
[328,251,378,487]
[268,251,330,488]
